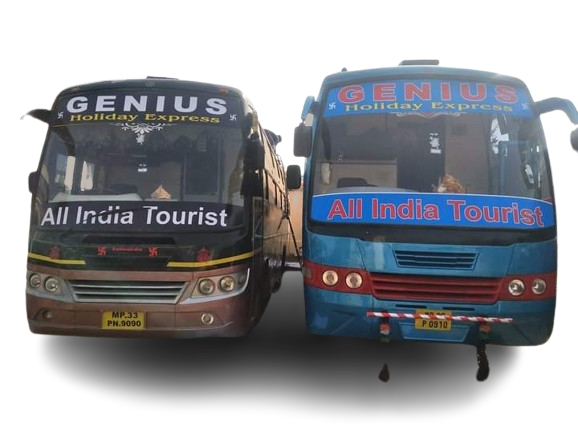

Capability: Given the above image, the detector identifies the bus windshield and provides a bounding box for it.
[43,123,245,205]
[33,90,249,232]
[310,80,553,235]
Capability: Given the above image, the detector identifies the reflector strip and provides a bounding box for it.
[167,250,257,268]
[367,311,513,323]
[28,252,86,266]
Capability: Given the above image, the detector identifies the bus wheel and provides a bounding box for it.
[378,363,390,382]
[476,344,490,381]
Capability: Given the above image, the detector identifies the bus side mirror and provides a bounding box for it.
[287,165,302,190]
[294,123,312,157]
[571,129,578,152]
[245,132,264,171]
[20,108,53,125]
[28,171,39,193]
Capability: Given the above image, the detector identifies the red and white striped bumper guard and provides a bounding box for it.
[367,311,513,324]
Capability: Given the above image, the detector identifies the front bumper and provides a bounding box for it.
[27,292,254,338]
[304,285,555,346]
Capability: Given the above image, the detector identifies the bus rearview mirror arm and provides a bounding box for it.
[534,96,578,126]
[534,96,578,153]
[21,109,51,123]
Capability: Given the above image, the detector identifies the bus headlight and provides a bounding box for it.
[189,268,250,301]
[198,279,215,295]
[345,272,363,289]
[26,271,71,299]
[531,278,547,295]
[322,270,339,286]
[44,277,61,293]
[508,279,525,296]
[219,276,236,292]
[29,273,42,289]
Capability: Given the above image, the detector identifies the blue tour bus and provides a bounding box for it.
[286,60,578,380]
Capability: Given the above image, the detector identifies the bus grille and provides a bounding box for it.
[370,273,500,304]
[394,250,478,270]
[70,280,188,304]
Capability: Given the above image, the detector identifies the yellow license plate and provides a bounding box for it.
[102,311,145,330]
[415,309,452,331]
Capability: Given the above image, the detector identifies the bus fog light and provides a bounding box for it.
[29,273,42,289]
[44,277,60,293]
[201,313,214,326]
[322,270,339,286]
[345,272,363,289]
[508,279,525,296]
[219,276,236,292]
[198,279,215,295]
[531,278,547,295]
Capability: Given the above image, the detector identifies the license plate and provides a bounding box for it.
[415,309,452,331]
[102,311,145,330]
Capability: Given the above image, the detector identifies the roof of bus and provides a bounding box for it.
[55,77,246,99]
[320,65,528,89]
